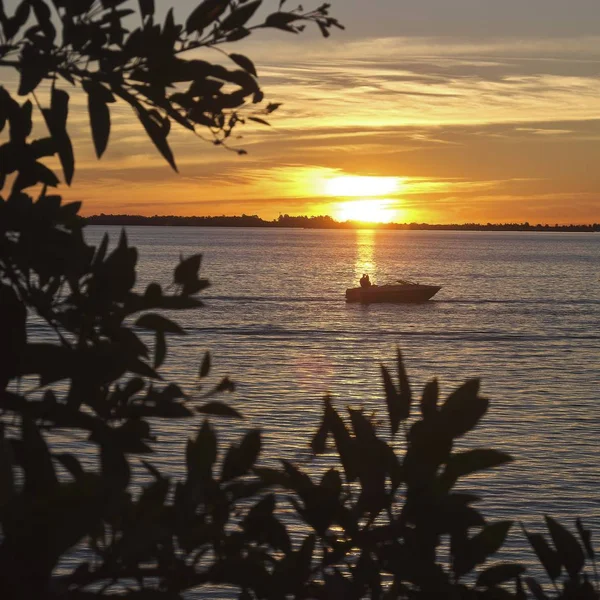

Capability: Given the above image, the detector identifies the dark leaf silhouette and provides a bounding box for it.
[525,578,551,600]
[17,418,58,496]
[199,352,211,378]
[523,527,562,581]
[545,516,585,578]
[113,86,178,172]
[421,377,438,419]
[381,352,411,436]
[174,254,202,287]
[248,116,270,126]
[138,0,155,20]
[441,449,513,489]
[0,428,14,509]
[55,453,85,481]
[221,429,261,481]
[229,53,257,76]
[83,80,114,158]
[440,378,488,438]
[576,518,595,560]
[186,420,217,483]
[41,88,74,184]
[454,521,513,578]
[221,0,262,31]
[186,0,228,33]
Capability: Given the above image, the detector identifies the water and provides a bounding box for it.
[73,227,600,583]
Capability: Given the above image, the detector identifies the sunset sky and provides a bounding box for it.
[5,0,600,223]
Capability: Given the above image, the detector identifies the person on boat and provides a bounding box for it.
[360,273,371,288]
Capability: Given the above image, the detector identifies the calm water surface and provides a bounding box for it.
[78,226,599,583]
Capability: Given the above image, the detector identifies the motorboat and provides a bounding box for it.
[345,279,441,303]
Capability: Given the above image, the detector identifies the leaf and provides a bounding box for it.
[396,347,412,417]
[174,254,202,286]
[242,493,290,553]
[439,379,488,439]
[248,116,270,126]
[31,0,55,40]
[454,521,513,577]
[266,102,282,114]
[477,563,526,588]
[229,53,257,76]
[4,1,30,39]
[421,378,438,419]
[575,518,594,560]
[243,492,274,527]
[226,26,251,42]
[321,468,342,493]
[317,21,330,38]
[186,0,228,33]
[221,429,261,481]
[18,46,47,95]
[93,233,109,267]
[196,402,242,419]
[13,161,60,191]
[545,516,585,578]
[516,576,526,600]
[30,137,57,158]
[199,352,210,378]
[381,364,406,436]
[113,86,177,171]
[253,466,290,488]
[137,107,176,171]
[138,0,154,19]
[136,477,169,520]
[14,98,33,141]
[296,535,316,580]
[155,329,166,369]
[100,443,130,491]
[523,527,562,581]
[186,420,217,483]
[310,415,328,455]
[42,88,74,185]
[220,0,262,31]
[441,449,513,489]
[141,459,163,481]
[55,453,85,481]
[525,578,550,600]
[264,11,299,31]
[18,343,73,386]
[215,376,235,393]
[326,398,357,482]
[0,427,14,509]
[83,81,113,158]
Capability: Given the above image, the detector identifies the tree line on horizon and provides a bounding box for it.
[85,213,600,231]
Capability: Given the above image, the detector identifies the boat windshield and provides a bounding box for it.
[396,279,417,285]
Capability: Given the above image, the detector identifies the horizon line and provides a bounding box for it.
[83,214,600,229]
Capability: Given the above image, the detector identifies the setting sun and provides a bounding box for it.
[335,199,402,223]
[324,176,403,198]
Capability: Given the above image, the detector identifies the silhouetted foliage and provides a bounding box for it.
[0,1,597,598]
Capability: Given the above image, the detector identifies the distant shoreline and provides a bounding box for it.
[84,214,599,232]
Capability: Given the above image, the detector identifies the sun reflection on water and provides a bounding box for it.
[354,228,376,283]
